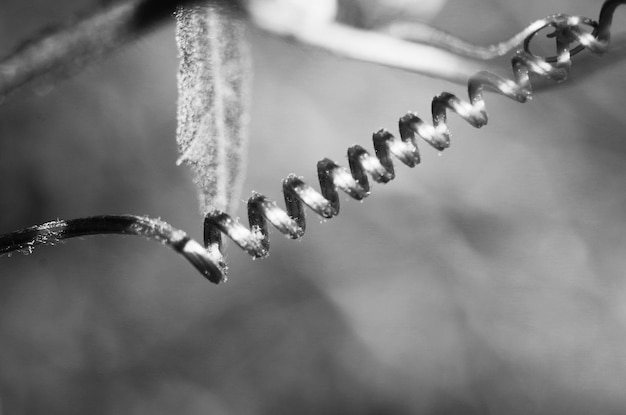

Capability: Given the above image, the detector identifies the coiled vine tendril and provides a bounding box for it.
[1,0,625,284]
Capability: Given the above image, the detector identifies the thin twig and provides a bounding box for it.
[0,215,224,283]
[385,20,567,60]
[288,22,485,84]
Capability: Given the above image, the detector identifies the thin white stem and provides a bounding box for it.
[272,22,487,85]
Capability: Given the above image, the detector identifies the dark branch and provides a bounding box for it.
[0,215,225,283]
[0,0,242,100]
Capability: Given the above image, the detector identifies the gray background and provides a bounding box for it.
[1,0,626,413]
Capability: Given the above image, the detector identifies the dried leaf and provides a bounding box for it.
[175,4,251,215]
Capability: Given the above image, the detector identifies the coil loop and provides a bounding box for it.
[1,0,624,284]
[200,2,622,283]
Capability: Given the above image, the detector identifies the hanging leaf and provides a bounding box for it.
[175,4,251,215]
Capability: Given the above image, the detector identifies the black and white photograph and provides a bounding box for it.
[1,0,626,413]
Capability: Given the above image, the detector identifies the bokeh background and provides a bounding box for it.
[2,0,626,414]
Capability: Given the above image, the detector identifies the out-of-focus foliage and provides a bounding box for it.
[245,0,338,33]
[2,0,626,414]
[339,0,446,27]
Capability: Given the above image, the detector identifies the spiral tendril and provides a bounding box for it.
[1,0,625,284]
[199,1,624,283]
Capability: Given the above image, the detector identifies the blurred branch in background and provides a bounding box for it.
[1,0,625,104]
[4,0,594,103]
[0,0,232,100]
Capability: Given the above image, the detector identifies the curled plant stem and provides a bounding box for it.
[1,1,625,284]
[385,20,571,60]
[378,17,626,88]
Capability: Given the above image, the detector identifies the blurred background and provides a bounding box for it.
[1,0,626,414]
